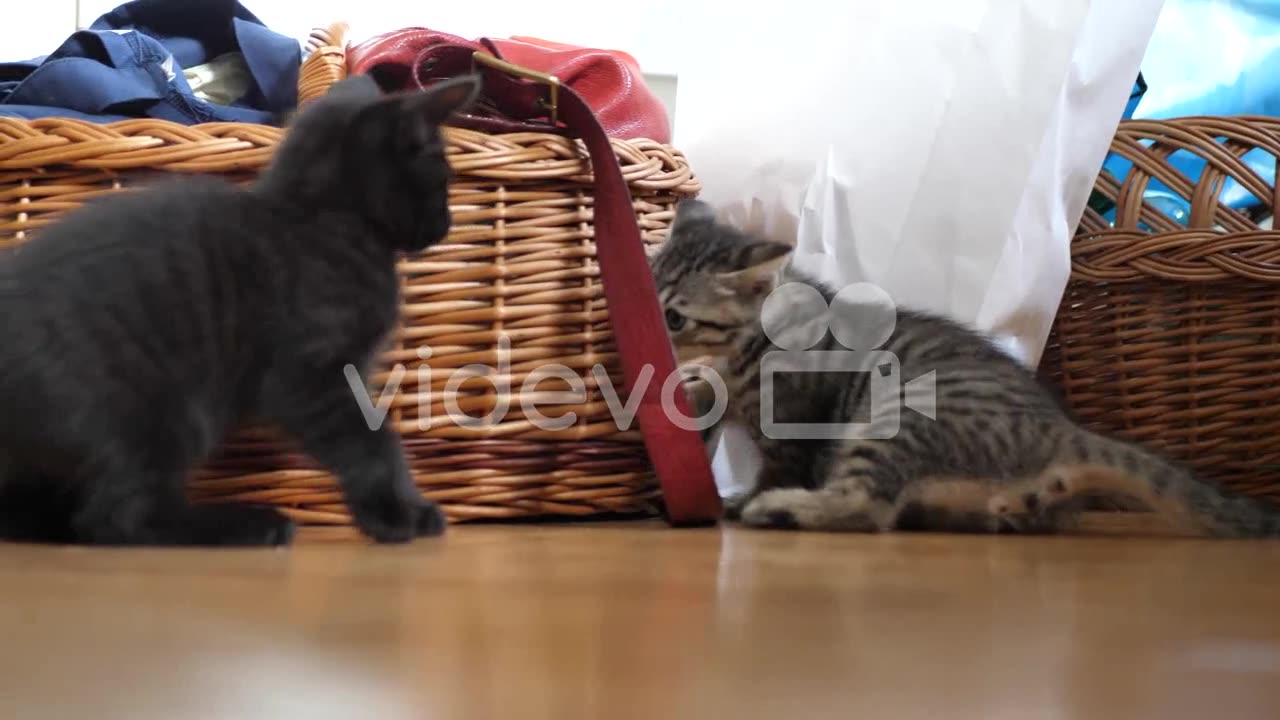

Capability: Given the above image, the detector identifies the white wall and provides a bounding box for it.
[0,2,77,61]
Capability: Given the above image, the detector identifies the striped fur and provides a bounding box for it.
[652,200,1280,537]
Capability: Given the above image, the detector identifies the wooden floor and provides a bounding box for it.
[3,518,1280,719]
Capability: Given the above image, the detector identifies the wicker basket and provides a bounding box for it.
[0,23,701,526]
[1039,116,1280,507]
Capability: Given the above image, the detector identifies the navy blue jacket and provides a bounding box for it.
[0,0,299,125]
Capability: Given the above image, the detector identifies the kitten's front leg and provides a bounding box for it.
[681,372,727,449]
[738,480,895,532]
[736,441,900,531]
[272,371,444,543]
[723,451,811,521]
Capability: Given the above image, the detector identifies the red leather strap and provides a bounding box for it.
[347,29,671,142]
[413,43,722,525]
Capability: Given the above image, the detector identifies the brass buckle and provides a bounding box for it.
[471,51,561,126]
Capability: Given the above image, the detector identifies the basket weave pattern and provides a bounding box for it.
[1040,116,1280,505]
[0,24,701,524]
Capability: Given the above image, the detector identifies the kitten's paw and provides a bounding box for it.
[740,490,803,529]
[1041,468,1073,499]
[348,493,421,544]
[741,504,801,530]
[742,487,884,532]
[988,469,1075,534]
[738,488,842,530]
[188,505,296,547]
[987,492,1031,533]
[414,500,448,537]
[1025,466,1074,513]
[722,492,755,521]
[987,488,1034,516]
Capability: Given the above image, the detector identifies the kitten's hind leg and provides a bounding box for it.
[71,466,294,547]
[0,464,77,543]
[987,465,1097,534]
[174,504,298,546]
[270,372,444,543]
[893,477,1012,534]
[3,420,293,546]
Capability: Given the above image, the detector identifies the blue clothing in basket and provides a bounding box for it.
[0,0,300,125]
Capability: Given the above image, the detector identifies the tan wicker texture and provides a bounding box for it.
[0,23,701,524]
[1039,116,1280,506]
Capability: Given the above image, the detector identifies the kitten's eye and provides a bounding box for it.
[665,308,687,331]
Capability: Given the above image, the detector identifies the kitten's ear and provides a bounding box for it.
[405,74,484,125]
[355,75,482,150]
[325,74,385,102]
[736,240,793,275]
[716,241,792,296]
[673,199,717,227]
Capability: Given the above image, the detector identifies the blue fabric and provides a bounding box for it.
[1122,74,1146,122]
[0,0,299,126]
[1095,0,1280,227]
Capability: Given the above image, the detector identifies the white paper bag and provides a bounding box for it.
[671,0,1167,496]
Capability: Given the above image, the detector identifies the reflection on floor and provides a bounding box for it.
[1,515,1278,719]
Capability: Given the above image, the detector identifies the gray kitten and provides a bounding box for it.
[653,199,1280,537]
[0,74,480,546]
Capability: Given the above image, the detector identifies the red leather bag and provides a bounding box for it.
[345,30,719,525]
[347,28,671,142]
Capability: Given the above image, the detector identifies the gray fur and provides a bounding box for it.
[653,199,1280,537]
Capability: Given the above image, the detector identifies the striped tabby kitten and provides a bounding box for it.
[655,199,1280,537]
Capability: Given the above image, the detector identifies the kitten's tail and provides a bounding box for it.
[1053,430,1280,538]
